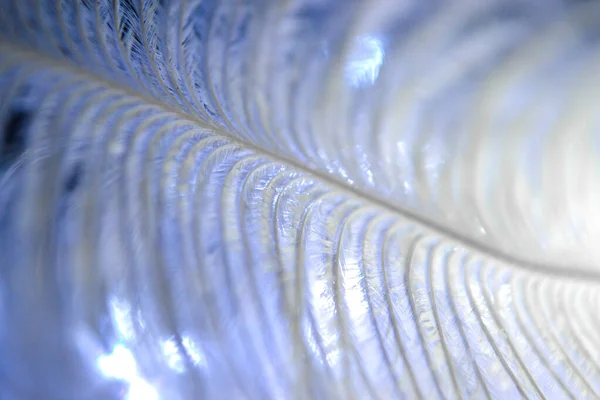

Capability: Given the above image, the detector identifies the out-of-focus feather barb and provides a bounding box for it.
[1,0,600,399]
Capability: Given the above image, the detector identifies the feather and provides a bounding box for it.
[1,0,600,399]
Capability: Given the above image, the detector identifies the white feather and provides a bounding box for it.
[1,1,600,399]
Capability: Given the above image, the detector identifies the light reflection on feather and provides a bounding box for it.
[345,35,384,88]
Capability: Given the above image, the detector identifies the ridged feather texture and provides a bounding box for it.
[1,0,600,399]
